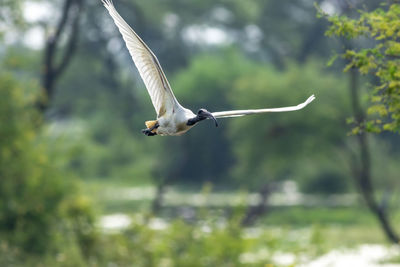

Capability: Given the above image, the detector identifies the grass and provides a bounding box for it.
[82,179,399,249]
[264,206,378,226]
[381,254,400,264]
[318,225,386,247]
[80,179,154,214]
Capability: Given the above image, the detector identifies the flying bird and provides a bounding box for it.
[102,0,315,136]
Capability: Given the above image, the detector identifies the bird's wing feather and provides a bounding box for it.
[212,94,315,118]
[102,0,180,117]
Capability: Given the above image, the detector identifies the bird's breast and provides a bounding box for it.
[156,114,193,136]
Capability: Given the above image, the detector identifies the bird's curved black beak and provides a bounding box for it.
[204,111,218,127]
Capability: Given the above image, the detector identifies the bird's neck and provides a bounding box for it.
[186,115,206,126]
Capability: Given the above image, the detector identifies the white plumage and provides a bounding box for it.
[102,0,315,136]
[102,0,180,117]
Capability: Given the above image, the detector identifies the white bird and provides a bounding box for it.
[102,0,315,136]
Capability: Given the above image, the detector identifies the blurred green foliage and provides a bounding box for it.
[65,212,342,267]
[1,0,400,265]
[101,218,246,267]
[0,73,97,265]
[0,0,24,40]
[324,3,400,133]
[54,47,400,194]
[227,60,350,189]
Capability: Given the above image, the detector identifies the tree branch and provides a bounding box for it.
[40,0,83,112]
[54,0,83,78]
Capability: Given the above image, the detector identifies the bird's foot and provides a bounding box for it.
[142,128,157,136]
[142,120,159,136]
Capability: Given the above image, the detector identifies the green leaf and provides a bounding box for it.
[327,54,338,67]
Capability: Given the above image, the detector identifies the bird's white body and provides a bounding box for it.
[102,0,315,136]
[156,107,196,136]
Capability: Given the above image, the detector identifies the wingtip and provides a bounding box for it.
[101,0,113,8]
[306,94,316,105]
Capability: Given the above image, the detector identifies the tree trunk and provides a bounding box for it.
[151,182,167,214]
[40,0,83,112]
[241,183,270,227]
[348,68,400,244]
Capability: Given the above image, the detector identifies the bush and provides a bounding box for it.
[94,216,251,267]
[0,73,97,265]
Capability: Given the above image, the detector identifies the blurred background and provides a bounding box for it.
[0,0,399,266]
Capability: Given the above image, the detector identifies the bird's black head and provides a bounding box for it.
[187,108,218,127]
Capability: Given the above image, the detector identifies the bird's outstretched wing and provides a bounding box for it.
[102,0,180,117]
[212,94,315,118]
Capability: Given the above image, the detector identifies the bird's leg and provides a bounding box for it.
[142,130,157,136]
[142,120,159,136]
